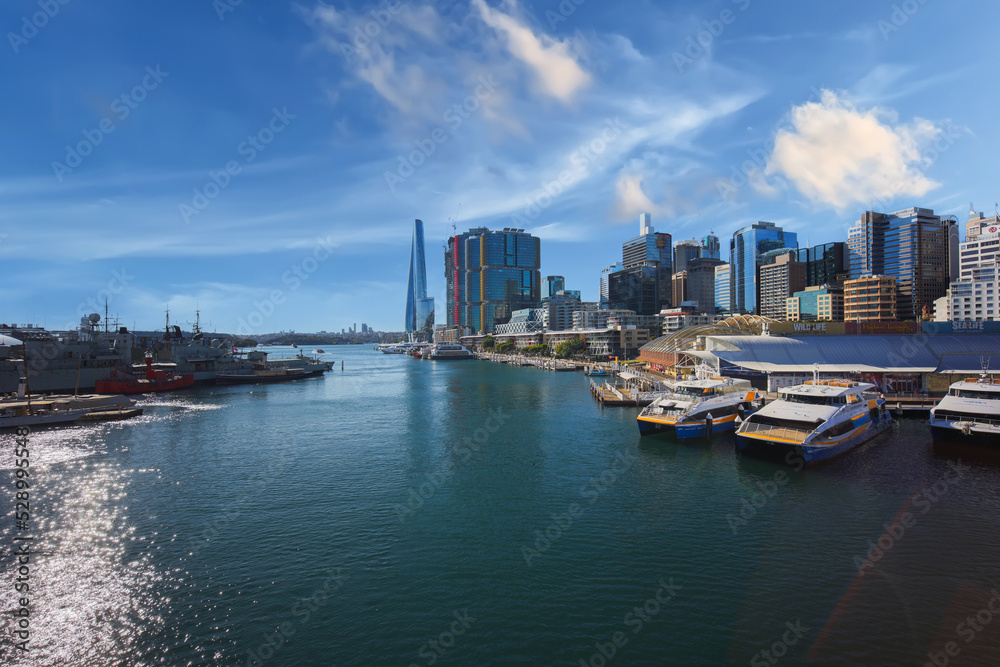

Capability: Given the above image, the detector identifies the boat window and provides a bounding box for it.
[746,414,820,430]
[783,393,833,405]
[674,386,708,396]
[818,419,856,438]
[956,389,999,400]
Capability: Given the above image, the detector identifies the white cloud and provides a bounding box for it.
[764,90,942,211]
[613,173,658,219]
[471,0,591,103]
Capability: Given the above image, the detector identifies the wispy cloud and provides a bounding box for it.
[471,0,591,103]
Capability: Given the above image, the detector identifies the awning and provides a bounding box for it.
[618,371,640,380]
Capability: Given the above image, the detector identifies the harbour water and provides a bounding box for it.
[3,344,1000,665]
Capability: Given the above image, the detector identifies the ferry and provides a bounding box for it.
[928,366,1000,442]
[636,375,760,439]
[735,379,891,464]
[427,344,475,360]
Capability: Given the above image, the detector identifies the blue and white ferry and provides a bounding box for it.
[637,375,760,439]
[735,379,892,464]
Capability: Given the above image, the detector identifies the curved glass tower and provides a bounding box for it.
[405,219,435,333]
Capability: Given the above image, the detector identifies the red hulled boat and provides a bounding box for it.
[95,352,195,394]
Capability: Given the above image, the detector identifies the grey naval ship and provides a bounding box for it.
[0,313,331,394]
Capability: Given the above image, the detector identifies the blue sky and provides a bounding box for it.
[2,0,998,333]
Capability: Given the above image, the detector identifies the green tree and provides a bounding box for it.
[495,340,516,354]
[482,335,496,350]
[555,336,586,358]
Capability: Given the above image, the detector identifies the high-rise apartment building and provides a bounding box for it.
[950,262,1000,321]
[445,227,541,333]
[844,275,897,322]
[959,229,1000,280]
[847,207,957,320]
[405,219,435,332]
[758,251,806,320]
[714,264,731,313]
[729,221,798,314]
[671,271,688,309]
[966,209,1000,241]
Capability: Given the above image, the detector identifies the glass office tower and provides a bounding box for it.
[405,219,435,332]
[729,221,798,314]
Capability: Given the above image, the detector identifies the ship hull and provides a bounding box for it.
[638,412,743,439]
[736,416,892,465]
[95,374,195,394]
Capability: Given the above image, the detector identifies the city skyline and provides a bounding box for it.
[2,1,999,331]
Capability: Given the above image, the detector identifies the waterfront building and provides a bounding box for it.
[445,227,541,333]
[950,262,1000,321]
[573,309,636,331]
[729,221,798,314]
[544,327,650,359]
[759,251,806,320]
[958,228,1000,280]
[786,285,844,322]
[847,207,957,320]
[933,293,950,322]
[685,257,725,314]
[844,275,897,322]
[599,263,622,309]
[673,239,702,274]
[796,242,849,288]
[606,312,661,337]
[405,219,436,333]
[701,233,721,260]
[671,271,687,309]
[545,275,566,298]
[714,264,731,313]
[659,306,727,334]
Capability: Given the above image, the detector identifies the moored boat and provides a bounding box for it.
[735,379,892,464]
[428,343,475,360]
[928,364,1000,442]
[95,353,194,394]
[637,375,760,439]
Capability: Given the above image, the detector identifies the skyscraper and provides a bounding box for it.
[445,227,541,333]
[673,239,702,274]
[796,242,849,287]
[405,219,435,333]
[610,213,672,314]
[714,264,731,313]
[729,221,798,314]
[701,233,721,260]
[846,207,955,320]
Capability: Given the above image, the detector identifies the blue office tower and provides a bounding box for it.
[729,222,798,314]
[405,219,435,332]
